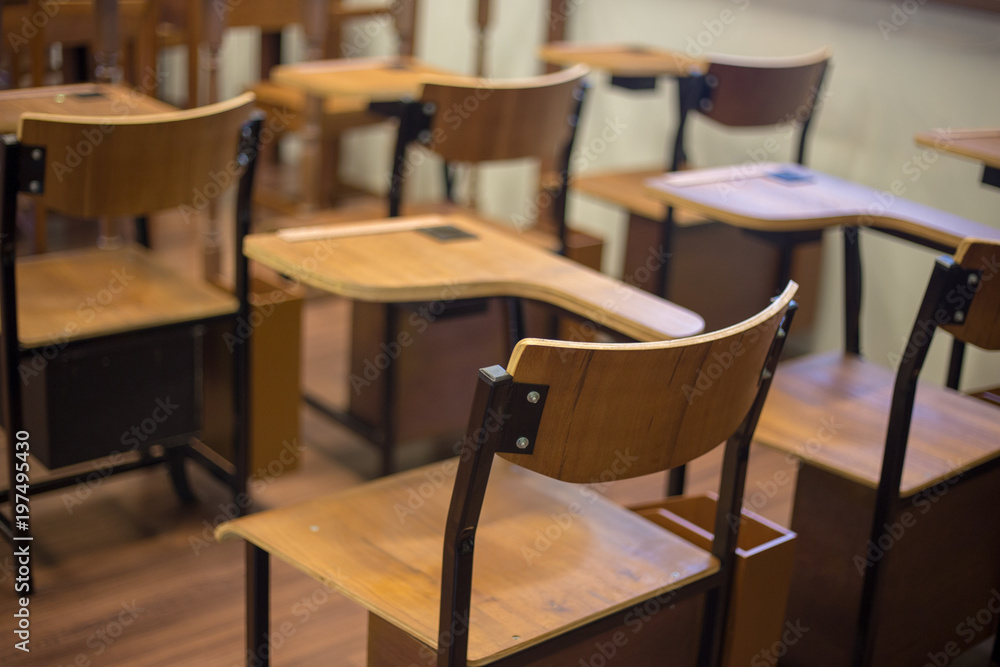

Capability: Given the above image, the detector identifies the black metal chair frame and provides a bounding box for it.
[849,250,1000,666]
[0,116,263,591]
[246,298,797,667]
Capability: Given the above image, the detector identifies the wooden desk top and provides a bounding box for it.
[12,245,237,348]
[915,128,1000,170]
[244,214,705,341]
[270,56,454,100]
[0,83,176,134]
[538,42,707,78]
[644,162,1000,252]
[217,457,717,664]
[755,352,1000,495]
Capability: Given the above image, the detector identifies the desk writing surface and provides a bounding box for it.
[915,128,1000,170]
[244,214,705,342]
[270,56,454,100]
[644,162,1000,252]
[0,84,176,134]
[538,42,707,77]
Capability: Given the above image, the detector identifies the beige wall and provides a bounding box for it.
[209,0,1000,389]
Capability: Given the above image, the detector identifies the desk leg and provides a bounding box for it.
[247,543,270,667]
[300,94,324,213]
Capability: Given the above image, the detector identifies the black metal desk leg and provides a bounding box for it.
[247,543,270,667]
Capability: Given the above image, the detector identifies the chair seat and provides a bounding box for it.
[12,244,237,348]
[249,81,383,133]
[217,457,717,666]
[754,351,1000,496]
[573,168,712,225]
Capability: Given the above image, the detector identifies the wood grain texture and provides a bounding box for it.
[498,282,795,482]
[17,92,254,218]
[419,65,588,165]
[916,127,1000,170]
[244,214,705,342]
[645,162,1000,251]
[537,42,706,77]
[940,239,1000,350]
[270,56,452,100]
[754,351,1000,495]
[9,244,237,347]
[0,82,175,133]
[217,457,717,665]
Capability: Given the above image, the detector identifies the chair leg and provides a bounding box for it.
[379,304,398,477]
[666,466,686,496]
[166,447,196,505]
[246,543,270,667]
[696,586,725,667]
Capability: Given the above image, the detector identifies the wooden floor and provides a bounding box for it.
[0,205,991,666]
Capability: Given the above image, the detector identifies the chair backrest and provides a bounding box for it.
[673,48,830,168]
[499,281,797,482]
[16,92,256,218]
[418,64,589,167]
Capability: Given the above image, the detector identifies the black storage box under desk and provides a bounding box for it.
[10,325,203,470]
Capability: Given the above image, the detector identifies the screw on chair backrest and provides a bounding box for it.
[15,92,257,219]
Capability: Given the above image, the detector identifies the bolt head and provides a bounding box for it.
[968,273,980,287]
[527,391,540,404]
[28,180,40,193]
[515,437,530,450]
[30,149,42,161]
[953,311,966,324]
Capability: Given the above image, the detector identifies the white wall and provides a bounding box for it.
[208,0,1000,389]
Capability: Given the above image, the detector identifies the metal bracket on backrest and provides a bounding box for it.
[18,145,45,195]
[495,382,549,455]
[938,263,983,327]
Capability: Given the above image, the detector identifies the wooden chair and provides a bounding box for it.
[217,281,798,666]
[754,239,1000,666]
[0,94,261,576]
[573,49,830,330]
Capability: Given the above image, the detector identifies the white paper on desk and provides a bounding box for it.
[655,163,772,187]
